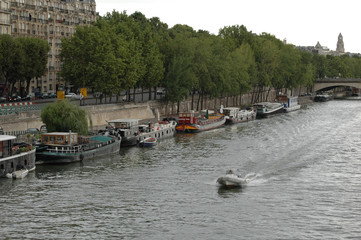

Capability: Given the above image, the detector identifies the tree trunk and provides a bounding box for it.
[191,92,194,110]
[266,87,271,101]
[141,87,144,102]
[196,92,201,111]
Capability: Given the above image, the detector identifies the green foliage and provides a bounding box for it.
[0,36,48,97]
[41,100,90,135]
[58,10,361,105]
[15,37,50,95]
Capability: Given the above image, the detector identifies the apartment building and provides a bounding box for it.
[9,0,97,95]
[0,0,11,34]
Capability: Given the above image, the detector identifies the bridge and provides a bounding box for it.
[314,78,361,92]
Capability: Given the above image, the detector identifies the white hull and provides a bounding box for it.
[217,174,249,187]
[6,169,29,179]
[284,104,301,112]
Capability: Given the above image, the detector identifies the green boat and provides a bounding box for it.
[35,132,121,164]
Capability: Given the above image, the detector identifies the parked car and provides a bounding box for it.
[0,97,6,103]
[48,92,57,98]
[39,93,49,99]
[40,125,47,133]
[22,94,32,101]
[26,128,40,135]
[9,95,21,102]
[65,93,82,99]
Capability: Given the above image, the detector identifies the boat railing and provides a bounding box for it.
[46,145,83,153]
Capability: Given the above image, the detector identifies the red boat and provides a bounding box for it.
[176,110,226,133]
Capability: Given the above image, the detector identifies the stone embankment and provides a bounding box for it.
[0,93,313,133]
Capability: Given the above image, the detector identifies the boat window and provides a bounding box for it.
[0,164,4,169]
[11,162,13,168]
[56,136,63,144]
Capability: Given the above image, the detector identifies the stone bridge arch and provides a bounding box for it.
[314,78,361,92]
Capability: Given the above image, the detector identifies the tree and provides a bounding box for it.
[61,25,129,103]
[0,34,23,97]
[15,37,49,96]
[41,100,90,135]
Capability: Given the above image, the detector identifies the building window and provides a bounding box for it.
[49,84,52,91]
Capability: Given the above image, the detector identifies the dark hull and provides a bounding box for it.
[314,95,333,102]
[121,136,138,147]
[36,139,121,164]
[122,124,176,146]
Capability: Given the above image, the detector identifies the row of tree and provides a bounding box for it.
[61,11,361,108]
[2,11,361,107]
[0,35,49,97]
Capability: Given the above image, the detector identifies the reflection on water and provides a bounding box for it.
[2,100,361,239]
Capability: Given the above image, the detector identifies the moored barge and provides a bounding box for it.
[176,110,226,133]
[35,132,121,164]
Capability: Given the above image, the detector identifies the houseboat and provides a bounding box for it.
[253,102,284,118]
[0,135,36,178]
[223,107,257,124]
[107,119,177,147]
[176,110,226,133]
[35,132,121,164]
[277,95,301,113]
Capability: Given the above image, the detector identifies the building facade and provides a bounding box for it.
[9,0,97,96]
[0,0,11,34]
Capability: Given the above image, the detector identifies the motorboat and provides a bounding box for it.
[139,137,157,147]
[216,170,249,187]
[6,169,29,179]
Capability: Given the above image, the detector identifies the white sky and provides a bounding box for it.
[96,0,361,54]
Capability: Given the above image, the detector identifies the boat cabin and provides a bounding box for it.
[277,95,299,108]
[178,112,196,124]
[40,132,78,146]
[0,135,16,158]
[108,119,139,129]
[223,107,240,117]
[107,119,140,138]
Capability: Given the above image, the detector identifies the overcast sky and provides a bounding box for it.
[96,0,361,54]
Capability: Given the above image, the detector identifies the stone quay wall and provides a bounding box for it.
[0,90,315,134]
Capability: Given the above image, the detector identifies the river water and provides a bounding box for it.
[2,99,361,239]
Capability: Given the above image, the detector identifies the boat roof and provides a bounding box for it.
[89,135,113,143]
[223,107,240,110]
[108,119,140,123]
[0,135,16,141]
[41,132,78,136]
